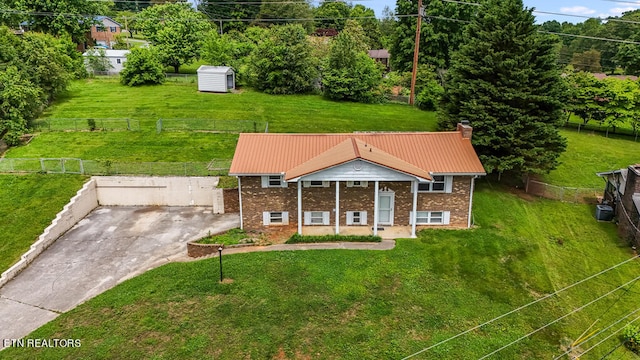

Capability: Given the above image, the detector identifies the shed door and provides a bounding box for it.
[226,74,233,89]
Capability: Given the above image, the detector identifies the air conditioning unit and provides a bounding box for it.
[595,204,614,221]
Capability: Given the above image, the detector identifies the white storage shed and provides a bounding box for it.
[82,49,130,75]
[197,66,235,92]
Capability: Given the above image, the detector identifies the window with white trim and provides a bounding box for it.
[347,181,368,188]
[263,211,289,225]
[346,211,368,225]
[410,211,450,225]
[417,176,452,193]
[261,175,287,188]
[304,211,330,225]
[303,180,329,187]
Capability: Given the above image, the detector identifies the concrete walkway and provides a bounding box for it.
[0,206,239,348]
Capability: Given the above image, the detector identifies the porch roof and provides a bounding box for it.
[229,132,486,176]
[284,138,432,181]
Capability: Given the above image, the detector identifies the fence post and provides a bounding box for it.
[156,118,162,134]
[265,122,269,133]
[79,159,85,175]
[560,187,565,202]
[61,159,66,174]
[40,158,45,173]
[127,118,131,131]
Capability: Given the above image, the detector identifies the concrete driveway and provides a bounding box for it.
[0,206,239,347]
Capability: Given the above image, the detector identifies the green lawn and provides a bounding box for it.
[3,185,639,359]
[0,174,87,273]
[41,78,436,133]
[541,129,640,188]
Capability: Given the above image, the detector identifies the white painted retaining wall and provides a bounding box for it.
[95,176,222,211]
[0,178,99,288]
[0,176,226,288]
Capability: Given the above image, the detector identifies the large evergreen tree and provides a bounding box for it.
[439,0,567,176]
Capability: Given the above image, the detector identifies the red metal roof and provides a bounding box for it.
[229,132,486,177]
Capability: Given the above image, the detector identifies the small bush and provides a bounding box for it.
[415,80,444,111]
[120,47,165,86]
[623,325,640,353]
[286,233,382,244]
[87,118,97,131]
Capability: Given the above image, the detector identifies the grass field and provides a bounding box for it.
[0,174,87,273]
[540,129,640,188]
[41,78,436,133]
[3,185,639,359]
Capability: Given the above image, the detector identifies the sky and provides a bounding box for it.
[359,0,640,23]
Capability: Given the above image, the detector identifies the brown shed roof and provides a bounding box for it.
[229,132,486,178]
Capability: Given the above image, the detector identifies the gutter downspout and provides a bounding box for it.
[298,180,302,235]
[237,177,243,230]
[335,181,340,235]
[374,181,379,236]
[468,175,478,228]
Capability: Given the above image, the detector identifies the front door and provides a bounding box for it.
[226,74,234,89]
[378,192,394,225]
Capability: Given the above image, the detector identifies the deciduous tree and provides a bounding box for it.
[248,24,317,94]
[322,21,382,102]
[138,3,211,73]
[120,47,165,86]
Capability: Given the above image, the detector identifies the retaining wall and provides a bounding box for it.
[95,176,222,209]
[0,178,99,288]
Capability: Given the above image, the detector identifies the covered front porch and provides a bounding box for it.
[302,225,413,240]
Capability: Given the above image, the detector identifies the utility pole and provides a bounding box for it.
[409,0,424,105]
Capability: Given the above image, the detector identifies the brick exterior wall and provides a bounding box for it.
[618,166,640,246]
[417,176,472,227]
[91,23,121,48]
[240,176,299,231]
[240,176,474,231]
[223,188,239,213]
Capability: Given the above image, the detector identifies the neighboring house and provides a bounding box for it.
[90,16,122,49]
[368,49,390,70]
[229,123,486,238]
[197,66,235,93]
[82,49,130,74]
[597,165,640,246]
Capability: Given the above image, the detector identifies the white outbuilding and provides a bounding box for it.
[197,65,235,93]
[82,49,130,75]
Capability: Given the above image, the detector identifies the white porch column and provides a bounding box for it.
[411,180,418,238]
[297,180,302,235]
[335,180,340,234]
[237,177,243,230]
[468,176,477,228]
[373,180,379,236]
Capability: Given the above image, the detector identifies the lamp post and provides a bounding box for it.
[218,247,223,282]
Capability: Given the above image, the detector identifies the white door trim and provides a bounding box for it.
[377,191,395,226]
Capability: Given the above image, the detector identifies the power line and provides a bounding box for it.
[598,324,640,359]
[476,273,640,360]
[399,255,640,360]
[541,31,640,45]
[553,310,640,359]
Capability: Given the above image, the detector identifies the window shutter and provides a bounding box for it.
[346,212,353,225]
[445,176,453,193]
[322,181,330,187]
[282,212,289,225]
[361,181,368,188]
[304,212,311,225]
[361,211,368,225]
[347,181,354,187]
[261,176,268,188]
[443,211,450,225]
[263,212,270,225]
[303,181,310,188]
[282,180,288,188]
[322,212,330,225]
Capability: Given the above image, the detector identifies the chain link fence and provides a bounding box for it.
[0,158,231,176]
[30,117,266,133]
[32,118,140,132]
[155,118,267,133]
[526,179,601,203]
